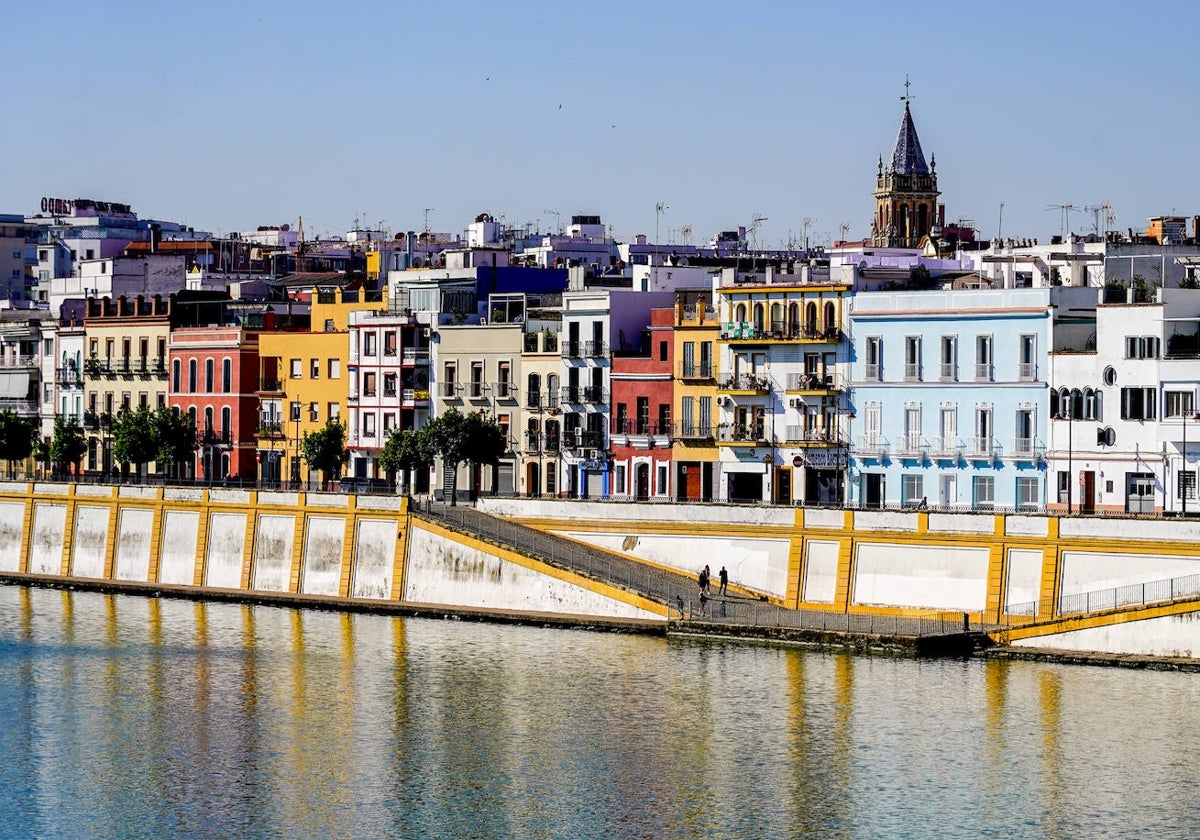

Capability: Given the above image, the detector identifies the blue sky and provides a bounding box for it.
[8,1,1199,246]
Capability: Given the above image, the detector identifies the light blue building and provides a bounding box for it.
[846,288,1089,510]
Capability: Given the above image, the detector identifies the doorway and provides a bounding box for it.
[939,473,957,508]
[526,463,540,497]
[635,463,650,500]
[863,473,885,508]
[1080,470,1096,514]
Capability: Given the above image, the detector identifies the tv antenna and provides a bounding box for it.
[801,217,816,249]
[1085,202,1114,238]
[680,225,693,246]
[839,221,851,243]
[543,208,561,235]
[749,214,768,250]
[1045,203,1078,238]
[423,208,435,235]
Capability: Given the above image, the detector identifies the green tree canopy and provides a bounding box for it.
[428,409,507,504]
[151,406,196,474]
[49,415,87,475]
[300,419,347,487]
[0,410,37,478]
[378,424,437,494]
[111,405,157,471]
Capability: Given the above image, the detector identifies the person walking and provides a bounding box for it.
[718,566,728,596]
[702,564,711,593]
[698,586,709,617]
[698,565,709,593]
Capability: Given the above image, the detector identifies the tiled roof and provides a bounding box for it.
[889,103,929,175]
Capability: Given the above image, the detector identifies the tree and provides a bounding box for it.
[429,408,506,505]
[151,406,196,478]
[0,410,36,478]
[111,405,157,477]
[300,419,347,489]
[378,425,437,496]
[49,415,87,477]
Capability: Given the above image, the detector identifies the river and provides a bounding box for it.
[0,585,1197,838]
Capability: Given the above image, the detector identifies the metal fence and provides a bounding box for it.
[417,500,980,638]
[1058,571,1200,616]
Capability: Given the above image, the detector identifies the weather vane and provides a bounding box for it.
[901,75,912,104]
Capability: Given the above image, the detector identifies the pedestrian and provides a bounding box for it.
[698,565,709,593]
[702,564,711,593]
[718,566,728,596]
[917,496,928,510]
[698,587,708,617]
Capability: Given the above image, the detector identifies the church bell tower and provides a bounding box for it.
[872,84,940,249]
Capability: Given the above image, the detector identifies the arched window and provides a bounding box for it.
[770,303,783,335]
[205,359,215,393]
[824,301,836,333]
[735,303,747,323]
[527,373,541,409]
[222,359,232,393]
[753,304,765,333]
[188,360,197,393]
[547,374,559,398]
[806,302,818,334]
[1049,389,1059,418]
[1070,388,1084,420]
[172,359,182,392]
[1084,388,1097,421]
[788,302,800,336]
[221,406,232,440]
[545,418,560,449]
[204,406,214,435]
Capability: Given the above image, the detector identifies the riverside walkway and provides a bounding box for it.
[415,500,983,653]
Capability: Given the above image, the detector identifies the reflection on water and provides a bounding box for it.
[2,586,1200,838]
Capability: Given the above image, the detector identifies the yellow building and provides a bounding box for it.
[670,295,720,501]
[255,285,384,487]
[82,295,172,476]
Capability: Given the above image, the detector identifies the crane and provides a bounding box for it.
[1045,203,1079,239]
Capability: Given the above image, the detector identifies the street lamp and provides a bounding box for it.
[1053,398,1074,515]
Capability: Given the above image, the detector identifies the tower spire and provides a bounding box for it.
[872,82,940,249]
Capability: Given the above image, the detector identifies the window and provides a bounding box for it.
[699,396,712,434]
[222,359,232,393]
[682,342,695,377]
[205,359,215,392]
[188,360,198,392]
[1120,387,1157,421]
[498,414,510,452]
[1166,391,1195,418]
[658,403,671,436]
[903,404,922,451]
[470,362,484,398]
[497,362,512,398]
[328,358,340,379]
[902,474,924,506]
[1179,470,1197,501]
[221,406,232,437]
[290,358,302,379]
[384,372,397,397]
[636,396,650,435]
[364,333,377,356]
[681,396,695,436]
[363,372,377,397]
[329,402,340,421]
[1019,334,1037,380]
[383,412,396,433]
[1016,476,1040,510]
[384,331,398,355]
[363,412,376,436]
[43,338,53,356]
[866,336,882,381]
[443,363,457,397]
[172,359,182,392]
[309,402,319,421]
[974,405,993,455]
[1125,336,1161,359]
[1015,408,1035,455]
[658,341,668,362]
[657,464,668,495]
[939,406,957,450]
[904,336,921,381]
[975,335,993,381]
[973,476,995,510]
[1103,366,1117,386]
[310,358,320,379]
[700,341,712,378]
[940,336,957,381]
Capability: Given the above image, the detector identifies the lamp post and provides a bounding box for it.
[1054,401,1073,515]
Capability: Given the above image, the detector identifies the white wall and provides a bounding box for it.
[30,503,66,575]
[352,518,397,599]
[159,510,200,585]
[252,514,295,593]
[206,512,246,589]
[404,524,661,620]
[1061,551,1200,597]
[0,501,25,572]
[1005,548,1044,612]
[802,540,840,603]
[853,543,989,611]
[114,507,154,582]
[302,516,345,596]
[1013,612,1200,657]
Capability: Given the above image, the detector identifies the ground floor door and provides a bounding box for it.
[1126,472,1155,513]
[775,467,791,504]
[863,473,885,508]
[526,463,540,497]
[939,473,957,508]
[635,464,650,500]
[1080,470,1096,514]
[728,472,764,503]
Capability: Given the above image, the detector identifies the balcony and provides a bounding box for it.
[893,434,927,458]
[966,437,996,459]
[57,367,83,386]
[785,372,842,393]
[928,437,963,459]
[1018,362,1038,381]
[402,388,431,405]
[525,432,541,452]
[784,426,845,445]
[679,362,714,381]
[721,323,842,343]
[855,435,890,457]
[583,386,608,404]
[401,347,429,364]
[383,384,398,398]
[0,355,37,369]
[864,363,881,382]
[201,427,232,446]
[975,363,992,382]
[567,430,603,450]
[562,340,609,359]
[676,424,715,442]
[939,363,957,382]
[441,383,462,400]
[717,374,770,393]
[543,434,561,452]
[494,382,517,401]
[257,378,284,394]
[1009,437,1045,461]
[716,424,767,445]
[903,363,922,382]
[561,386,607,405]
[257,420,285,438]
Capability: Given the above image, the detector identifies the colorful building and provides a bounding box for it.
[610,307,675,499]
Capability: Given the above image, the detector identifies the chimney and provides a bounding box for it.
[938,204,946,228]
[150,223,161,254]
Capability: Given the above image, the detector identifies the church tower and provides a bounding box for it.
[872,91,940,249]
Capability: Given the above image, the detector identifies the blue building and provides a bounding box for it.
[847,288,1076,510]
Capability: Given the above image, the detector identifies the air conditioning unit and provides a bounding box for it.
[716,396,728,406]
[420,327,431,339]
[789,398,802,409]
[587,449,599,459]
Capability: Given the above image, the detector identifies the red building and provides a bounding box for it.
[169,325,263,482]
[608,307,675,499]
